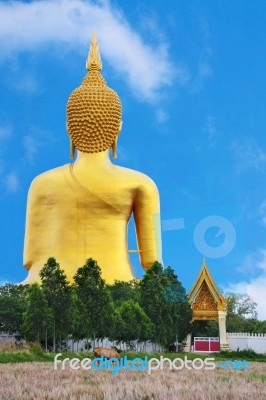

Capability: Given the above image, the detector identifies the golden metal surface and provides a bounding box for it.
[86,30,102,71]
[22,33,162,284]
[67,32,121,158]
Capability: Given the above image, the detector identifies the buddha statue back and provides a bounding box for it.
[22,32,162,284]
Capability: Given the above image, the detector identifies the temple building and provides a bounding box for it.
[183,258,229,352]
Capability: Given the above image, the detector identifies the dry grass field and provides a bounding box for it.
[0,361,265,400]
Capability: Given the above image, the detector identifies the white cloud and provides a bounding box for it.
[198,48,212,79]
[190,46,212,93]
[223,249,266,321]
[11,75,39,94]
[232,138,266,172]
[155,109,169,124]
[258,200,266,226]
[5,171,19,192]
[0,0,180,101]
[22,135,39,162]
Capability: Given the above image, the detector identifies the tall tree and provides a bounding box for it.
[163,267,192,343]
[139,262,192,347]
[225,292,258,332]
[40,257,72,351]
[74,258,114,347]
[0,284,28,336]
[22,283,52,345]
[67,288,84,351]
[139,261,166,345]
[109,308,124,347]
[226,292,258,319]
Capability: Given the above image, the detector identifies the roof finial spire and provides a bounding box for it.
[86,30,102,72]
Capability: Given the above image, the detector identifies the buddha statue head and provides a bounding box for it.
[66,32,122,159]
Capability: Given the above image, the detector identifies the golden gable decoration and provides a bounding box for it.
[188,258,227,322]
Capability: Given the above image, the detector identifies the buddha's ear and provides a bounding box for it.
[112,135,118,159]
[67,122,75,159]
[119,120,123,133]
[70,138,76,159]
[112,121,122,159]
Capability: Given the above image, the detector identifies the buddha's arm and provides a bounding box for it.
[23,181,37,270]
[133,178,163,270]
[23,178,44,270]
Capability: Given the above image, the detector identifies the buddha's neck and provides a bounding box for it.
[73,150,112,170]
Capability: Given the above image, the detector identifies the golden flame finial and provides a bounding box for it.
[86,30,102,72]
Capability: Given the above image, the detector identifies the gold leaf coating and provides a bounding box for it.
[67,31,122,154]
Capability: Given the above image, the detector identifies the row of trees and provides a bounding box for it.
[0,258,192,351]
[1,259,264,351]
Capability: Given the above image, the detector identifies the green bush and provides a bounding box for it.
[213,349,266,361]
[29,342,43,354]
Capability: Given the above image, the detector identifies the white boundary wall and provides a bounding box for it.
[226,333,266,354]
[0,334,16,343]
[67,338,164,353]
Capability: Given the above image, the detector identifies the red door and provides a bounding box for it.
[194,337,220,352]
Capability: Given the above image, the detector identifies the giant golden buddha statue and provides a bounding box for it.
[22,32,162,284]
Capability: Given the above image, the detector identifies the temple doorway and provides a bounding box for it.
[183,259,229,352]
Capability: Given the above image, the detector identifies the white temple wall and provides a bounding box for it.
[226,333,266,354]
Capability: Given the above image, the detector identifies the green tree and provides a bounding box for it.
[40,257,72,351]
[74,258,114,347]
[109,308,124,346]
[226,292,258,319]
[117,300,153,348]
[139,262,192,348]
[107,280,140,307]
[67,288,84,351]
[225,292,258,332]
[139,261,166,346]
[242,318,266,334]
[22,283,52,346]
[0,284,28,336]
[163,267,192,343]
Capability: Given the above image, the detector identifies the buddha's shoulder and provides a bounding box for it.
[29,165,70,191]
[113,165,158,190]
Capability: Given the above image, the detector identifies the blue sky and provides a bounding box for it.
[0,0,266,319]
